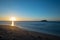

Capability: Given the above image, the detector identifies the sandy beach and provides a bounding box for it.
[0,25,60,40]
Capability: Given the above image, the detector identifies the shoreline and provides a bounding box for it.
[0,25,60,40]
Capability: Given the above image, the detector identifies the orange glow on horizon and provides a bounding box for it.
[0,17,33,21]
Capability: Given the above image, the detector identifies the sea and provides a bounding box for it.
[0,21,60,36]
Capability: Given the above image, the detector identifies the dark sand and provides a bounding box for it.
[0,25,60,40]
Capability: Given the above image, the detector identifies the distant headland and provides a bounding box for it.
[41,20,48,22]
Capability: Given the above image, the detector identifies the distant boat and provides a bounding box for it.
[41,20,48,22]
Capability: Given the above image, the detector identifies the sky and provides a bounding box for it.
[0,0,60,21]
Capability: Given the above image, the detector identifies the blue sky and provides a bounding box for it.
[0,0,60,21]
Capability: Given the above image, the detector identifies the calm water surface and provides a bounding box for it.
[0,21,60,36]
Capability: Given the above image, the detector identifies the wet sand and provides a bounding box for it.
[0,25,60,40]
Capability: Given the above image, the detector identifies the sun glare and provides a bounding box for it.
[10,17,16,21]
[10,17,16,26]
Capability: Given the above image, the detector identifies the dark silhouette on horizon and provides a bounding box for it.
[41,20,48,22]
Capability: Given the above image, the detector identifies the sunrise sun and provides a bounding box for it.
[10,17,16,26]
